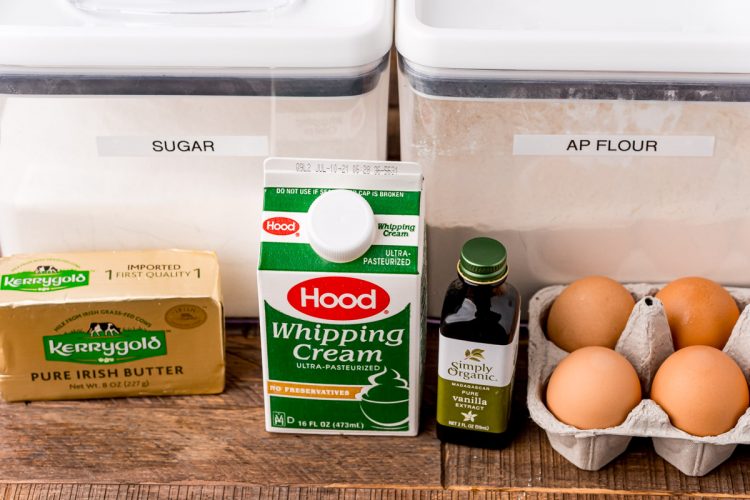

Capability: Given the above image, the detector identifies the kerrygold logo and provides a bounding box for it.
[1,269,90,293]
[43,322,167,364]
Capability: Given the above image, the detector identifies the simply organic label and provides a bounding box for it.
[1,269,90,293]
[513,134,715,157]
[43,324,167,365]
[437,334,518,434]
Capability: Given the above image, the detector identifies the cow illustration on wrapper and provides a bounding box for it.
[88,322,122,337]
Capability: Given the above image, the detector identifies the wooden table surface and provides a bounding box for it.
[3,325,750,500]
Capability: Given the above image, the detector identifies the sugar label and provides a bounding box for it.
[97,136,269,157]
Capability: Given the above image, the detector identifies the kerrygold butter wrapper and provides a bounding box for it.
[0,249,224,402]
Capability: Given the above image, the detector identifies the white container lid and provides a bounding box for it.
[396,0,750,74]
[0,0,392,70]
[308,189,376,263]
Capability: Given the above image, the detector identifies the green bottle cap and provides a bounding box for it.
[458,237,509,284]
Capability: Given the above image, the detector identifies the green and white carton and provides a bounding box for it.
[258,157,425,435]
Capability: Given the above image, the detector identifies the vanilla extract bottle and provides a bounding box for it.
[436,237,521,448]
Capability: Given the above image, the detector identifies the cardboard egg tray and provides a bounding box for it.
[527,283,750,476]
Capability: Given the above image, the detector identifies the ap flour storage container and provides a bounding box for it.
[397,0,750,316]
[0,0,392,318]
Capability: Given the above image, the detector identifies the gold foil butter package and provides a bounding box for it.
[0,249,225,401]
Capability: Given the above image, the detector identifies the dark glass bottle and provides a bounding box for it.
[436,237,521,449]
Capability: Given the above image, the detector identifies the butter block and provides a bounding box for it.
[0,249,224,401]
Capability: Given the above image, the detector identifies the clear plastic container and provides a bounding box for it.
[396,0,750,316]
[0,0,392,318]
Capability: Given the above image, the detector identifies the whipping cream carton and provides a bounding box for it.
[258,158,425,435]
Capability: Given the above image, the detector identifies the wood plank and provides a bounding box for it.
[443,332,750,497]
[0,333,441,488]
[0,483,719,500]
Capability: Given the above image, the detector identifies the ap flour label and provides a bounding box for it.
[513,134,715,157]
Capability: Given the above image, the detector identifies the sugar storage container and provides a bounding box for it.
[0,0,392,318]
[397,0,750,315]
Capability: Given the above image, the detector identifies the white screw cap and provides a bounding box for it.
[307,189,376,263]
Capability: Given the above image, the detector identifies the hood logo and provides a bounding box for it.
[44,322,167,365]
[287,276,390,321]
[264,217,300,236]
[464,348,485,362]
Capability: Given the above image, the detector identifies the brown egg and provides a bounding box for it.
[651,346,749,437]
[547,276,635,352]
[655,277,739,350]
[546,346,642,429]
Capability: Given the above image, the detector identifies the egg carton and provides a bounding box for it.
[527,283,750,476]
